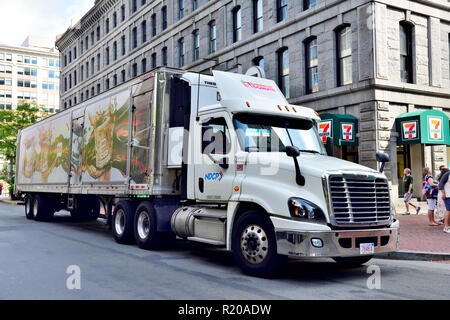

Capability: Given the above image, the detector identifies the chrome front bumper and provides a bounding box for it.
[276,227,399,258]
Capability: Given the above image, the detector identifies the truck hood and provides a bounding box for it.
[245,152,379,178]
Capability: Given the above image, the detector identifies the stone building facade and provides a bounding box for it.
[56,0,450,200]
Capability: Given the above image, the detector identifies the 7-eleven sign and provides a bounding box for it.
[318,120,332,143]
[341,123,354,141]
[429,117,442,141]
[402,121,418,140]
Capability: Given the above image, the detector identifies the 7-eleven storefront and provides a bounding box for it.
[318,113,359,163]
[395,109,450,198]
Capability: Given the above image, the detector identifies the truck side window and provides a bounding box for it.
[202,118,231,155]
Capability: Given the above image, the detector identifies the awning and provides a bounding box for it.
[395,109,450,145]
[317,113,359,146]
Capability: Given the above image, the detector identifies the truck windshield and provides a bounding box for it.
[233,113,325,154]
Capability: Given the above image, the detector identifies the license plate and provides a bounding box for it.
[360,243,375,255]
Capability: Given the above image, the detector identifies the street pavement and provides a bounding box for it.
[0,201,449,300]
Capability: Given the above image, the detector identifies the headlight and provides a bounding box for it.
[288,198,326,222]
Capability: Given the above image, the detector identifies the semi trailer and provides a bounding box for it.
[15,67,399,277]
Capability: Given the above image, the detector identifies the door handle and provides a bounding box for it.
[199,178,204,193]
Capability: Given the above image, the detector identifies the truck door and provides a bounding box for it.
[194,114,236,201]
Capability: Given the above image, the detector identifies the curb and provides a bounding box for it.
[377,251,450,261]
[0,199,24,205]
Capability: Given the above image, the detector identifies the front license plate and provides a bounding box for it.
[360,243,375,255]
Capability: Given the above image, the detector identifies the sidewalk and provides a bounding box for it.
[379,200,450,261]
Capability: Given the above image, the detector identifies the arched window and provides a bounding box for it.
[400,21,414,83]
[253,56,264,70]
[305,36,319,94]
[336,24,352,86]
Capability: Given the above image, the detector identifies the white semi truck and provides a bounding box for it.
[15,67,398,277]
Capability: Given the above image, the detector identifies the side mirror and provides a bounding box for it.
[285,146,305,186]
[376,152,390,173]
[286,145,300,158]
[325,137,334,157]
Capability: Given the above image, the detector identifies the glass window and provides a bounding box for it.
[179,0,184,20]
[233,7,242,43]
[113,42,118,60]
[17,55,23,63]
[209,22,217,54]
[32,56,37,64]
[336,26,353,86]
[278,48,290,99]
[121,5,126,21]
[6,54,12,61]
[233,114,324,154]
[152,53,157,69]
[178,39,185,67]
[305,37,319,94]
[5,79,11,86]
[24,56,30,63]
[253,0,263,33]
[304,0,316,10]
[142,21,147,43]
[17,67,24,75]
[192,0,198,11]
[162,47,168,66]
[202,118,231,155]
[113,12,117,28]
[193,30,200,61]
[5,66,12,74]
[400,22,413,84]
[132,27,137,49]
[151,14,157,37]
[162,6,168,30]
[141,58,147,73]
[254,56,264,70]
[277,0,287,23]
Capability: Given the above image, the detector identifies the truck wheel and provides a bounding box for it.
[133,202,161,250]
[32,195,55,222]
[112,200,136,244]
[333,256,374,267]
[232,211,286,278]
[24,195,34,220]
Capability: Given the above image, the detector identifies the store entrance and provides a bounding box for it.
[397,145,411,197]
[342,145,359,164]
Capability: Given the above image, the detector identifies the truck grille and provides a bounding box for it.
[328,175,391,226]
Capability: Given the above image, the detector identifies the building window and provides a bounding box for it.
[161,6,168,31]
[232,6,242,43]
[91,57,95,75]
[73,47,77,60]
[305,37,319,94]
[209,21,217,54]
[151,14,157,37]
[193,30,200,61]
[303,0,316,10]
[113,12,117,28]
[91,31,94,46]
[81,92,84,101]
[179,0,184,20]
[132,27,137,49]
[141,21,147,43]
[106,78,110,90]
[97,84,101,95]
[151,53,157,69]
[85,36,89,50]
[277,48,289,99]
[97,53,101,70]
[81,65,84,81]
[141,59,147,74]
[86,61,89,78]
[81,40,84,54]
[121,70,126,83]
[132,0,137,13]
[74,70,77,86]
[113,74,118,86]
[178,39,185,67]
[122,36,126,55]
[400,21,414,84]
[97,26,101,41]
[121,5,126,21]
[336,25,352,86]
[106,18,110,34]
[277,0,287,23]
[192,0,198,11]
[253,0,263,33]
[113,42,118,61]
[162,47,168,66]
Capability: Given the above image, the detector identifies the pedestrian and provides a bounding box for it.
[438,169,450,234]
[422,167,441,226]
[0,183,2,196]
[436,167,449,224]
[402,168,420,215]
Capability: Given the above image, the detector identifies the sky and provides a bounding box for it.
[0,0,95,46]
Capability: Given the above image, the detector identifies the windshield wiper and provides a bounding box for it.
[298,149,320,154]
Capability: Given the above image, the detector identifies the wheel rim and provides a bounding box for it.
[25,198,31,215]
[115,209,126,235]
[33,199,38,218]
[240,224,269,265]
[137,211,150,240]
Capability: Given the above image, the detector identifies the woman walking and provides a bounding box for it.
[423,167,441,226]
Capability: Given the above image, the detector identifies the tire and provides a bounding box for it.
[332,256,374,267]
[133,201,161,250]
[32,194,55,222]
[112,200,136,244]
[71,196,101,222]
[24,195,34,220]
[232,211,286,278]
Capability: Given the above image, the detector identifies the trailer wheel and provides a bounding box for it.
[32,194,55,222]
[112,200,136,244]
[332,256,373,268]
[24,195,34,220]
[232,211,286,278]
[133,201,161,250]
